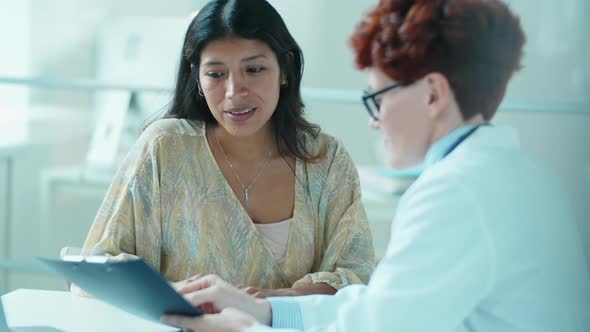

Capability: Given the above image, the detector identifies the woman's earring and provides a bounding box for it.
[281,81,288,88]
[197,82,204,96]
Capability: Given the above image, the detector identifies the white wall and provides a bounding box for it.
[495,109,590,265]
[0,0,31,145]
[506,0,589,104]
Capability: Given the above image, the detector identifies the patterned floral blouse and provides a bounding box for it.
[82,118,375,290]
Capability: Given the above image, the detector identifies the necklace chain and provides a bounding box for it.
[214,132,274,206]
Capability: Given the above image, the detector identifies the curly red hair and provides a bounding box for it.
[350,0,525,120]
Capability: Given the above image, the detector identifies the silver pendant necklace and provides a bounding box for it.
[214,131,275,206]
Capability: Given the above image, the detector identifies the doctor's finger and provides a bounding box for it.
[161,314,196,330]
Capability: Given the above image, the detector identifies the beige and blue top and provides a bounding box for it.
[81,119,375,290]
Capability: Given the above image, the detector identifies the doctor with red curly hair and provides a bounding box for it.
[162,0,590,331]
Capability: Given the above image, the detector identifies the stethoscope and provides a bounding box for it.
[442,124,489,158]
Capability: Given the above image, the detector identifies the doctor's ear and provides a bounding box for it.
[424,72,453,119]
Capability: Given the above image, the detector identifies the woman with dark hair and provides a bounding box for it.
[80,0,375,298]
[161,0,590,331]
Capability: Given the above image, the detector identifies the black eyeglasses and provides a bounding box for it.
[362,82,403,121]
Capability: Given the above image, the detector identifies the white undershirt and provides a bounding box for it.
[254,218,293,260]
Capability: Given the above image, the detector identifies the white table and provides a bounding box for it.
[1,289,179,331]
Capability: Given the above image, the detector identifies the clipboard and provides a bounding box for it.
[38,257,202,324]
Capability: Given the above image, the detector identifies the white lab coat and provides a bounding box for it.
[249,125,590,332]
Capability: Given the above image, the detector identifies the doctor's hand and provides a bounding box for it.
[170,274,203,292]
[170,274,272,325]
[162,307,260,332]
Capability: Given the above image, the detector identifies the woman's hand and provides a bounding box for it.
[165,274,272,324]
[242,283,337,298]
[241,287,298,298]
